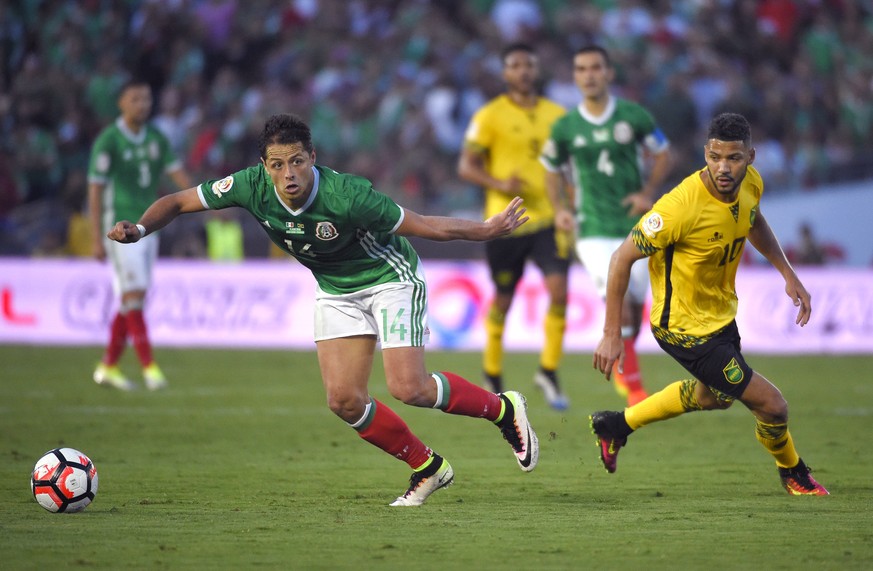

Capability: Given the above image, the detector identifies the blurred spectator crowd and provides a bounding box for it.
[1,0,872,258]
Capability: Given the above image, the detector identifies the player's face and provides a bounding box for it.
[573,51,612,100]
[262,142,316,209]
[702,139,756,201]
[502,50,539,94]
[119,85,153,126]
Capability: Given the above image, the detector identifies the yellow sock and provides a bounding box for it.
[755,420,800,468]
[540,304,566,371]
[483,306,506,377]
[625,379,701,430]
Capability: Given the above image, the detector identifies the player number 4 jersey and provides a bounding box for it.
[541,97,668,238]
[197,165,420,295]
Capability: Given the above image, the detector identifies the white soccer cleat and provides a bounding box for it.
[93,363,137,391]
[497,391,539,472]
[390,454,454,507]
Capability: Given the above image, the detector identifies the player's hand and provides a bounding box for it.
[593,333,625,381]
[500,174,524,195]
[622,192,654,216]
[785,275,812,326]
[107,221,143,244]
[554,208,575,232]
[485,196,528,237]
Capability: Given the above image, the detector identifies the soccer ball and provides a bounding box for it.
[31,448,98,513]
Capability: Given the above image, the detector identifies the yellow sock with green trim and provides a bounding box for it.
[624,380,700,430]
[540,304,566,372]
[755,420,800,468]
[483,306,506,377]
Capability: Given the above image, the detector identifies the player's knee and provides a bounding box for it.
[386,377,430,407]
[326,393,366,422]
[757,397,789,424]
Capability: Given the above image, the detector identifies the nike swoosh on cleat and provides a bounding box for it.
[518,427,532,467]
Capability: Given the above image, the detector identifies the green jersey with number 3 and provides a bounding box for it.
[88,118,181,232]
[198,164,420,295]
[541,96,669,238]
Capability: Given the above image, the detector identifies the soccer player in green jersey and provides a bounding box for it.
[107,114,540,506]
[458,43,571,410]
[542,45,673,407]
[88,79,192,391]
[589,113,828,496]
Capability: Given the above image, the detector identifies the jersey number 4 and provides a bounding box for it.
[597,149,615,177]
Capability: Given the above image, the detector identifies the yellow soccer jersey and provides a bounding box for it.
[632,166,763,341]
[463,94,565,234]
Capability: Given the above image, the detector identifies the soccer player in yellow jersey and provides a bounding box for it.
[589,113,828,495]
[458,43,571,410]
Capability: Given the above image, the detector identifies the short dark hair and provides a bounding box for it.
[707,113,752,146]
[118,77,150,99]
[259,114,314,158]
[501,42,535,64]
[575,45,611,67]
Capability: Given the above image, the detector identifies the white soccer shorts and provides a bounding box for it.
[104,233,159,295]
[576,236,649,303]
[314,278,430,349]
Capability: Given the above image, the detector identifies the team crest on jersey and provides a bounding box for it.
[613,121,633,144]
[211,176,234,197]
[315,221,339,241]
[642,212,663,238]
[722,358,744,384]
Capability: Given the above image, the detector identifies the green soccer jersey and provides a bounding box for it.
[541,96,669,238]
[197,164,421,294]
[88,118,181,232]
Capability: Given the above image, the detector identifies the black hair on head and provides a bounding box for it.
[707,113,751,145]
[574,45,611,67]
[501,42,535,63]
[259,113,313,159]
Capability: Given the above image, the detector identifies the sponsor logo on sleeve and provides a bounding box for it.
[211,176,234,197]
[96,153,110,173]
[642,212,663,238]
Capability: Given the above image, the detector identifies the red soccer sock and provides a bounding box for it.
[433,371,503,422]
[356,399,432,469]
[102,311,128,365]
[614,338,645,393]
[125,309,154,367]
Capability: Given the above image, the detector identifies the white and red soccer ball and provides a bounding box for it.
[31,448,98,513]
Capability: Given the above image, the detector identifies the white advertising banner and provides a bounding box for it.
[1,258,871,353]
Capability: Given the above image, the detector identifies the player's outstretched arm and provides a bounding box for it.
[107,187,206,243]
[396,196,528,242]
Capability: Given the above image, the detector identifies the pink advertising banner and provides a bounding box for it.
[1,258,871,353]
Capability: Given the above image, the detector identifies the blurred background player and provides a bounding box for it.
[106,113,539,506]
[458,43,571,410]
[88,78,192,390]
[590,113,828,496]
[542,45,672,406]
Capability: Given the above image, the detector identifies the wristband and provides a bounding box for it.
[135,224,146,237]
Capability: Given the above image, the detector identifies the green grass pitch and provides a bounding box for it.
[1,345,871,570]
